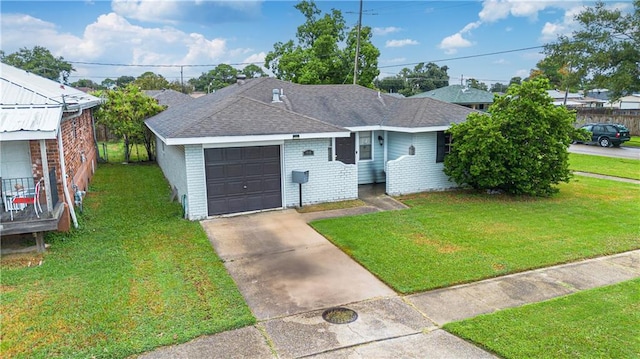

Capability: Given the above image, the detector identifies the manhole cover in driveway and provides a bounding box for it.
[322,307,358,324]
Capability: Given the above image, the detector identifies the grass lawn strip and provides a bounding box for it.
[98,141,149,162]
[0,164,254,358]
[624,137,640,148]
[311,176,640,294]
[444,279,640,358]
[569,153,640,180]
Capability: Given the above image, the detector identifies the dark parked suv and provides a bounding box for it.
[577,123,631,147]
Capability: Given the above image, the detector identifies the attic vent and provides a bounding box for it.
[272,89,282,103]
[237,74,247,85]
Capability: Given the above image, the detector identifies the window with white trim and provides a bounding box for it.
[436,131,452,163]
[359,131,372,160]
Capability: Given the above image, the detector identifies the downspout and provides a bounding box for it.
[58,108,84,228]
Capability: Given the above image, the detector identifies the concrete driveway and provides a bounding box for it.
[201,209,395,320]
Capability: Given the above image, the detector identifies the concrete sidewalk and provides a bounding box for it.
[138,250,639,359]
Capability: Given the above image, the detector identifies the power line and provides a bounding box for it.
[379,45,545,69]
[68,45,544,72]
[67,60,264,68]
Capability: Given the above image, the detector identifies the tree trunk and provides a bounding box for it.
[123,134,130,163]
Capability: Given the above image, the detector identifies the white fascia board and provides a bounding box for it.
[165,131,350,146]
[65,99,103,111]
[203,140,284,148]
[345,125,383,132]
[346,125,452,133]
[146,125,168,145]
[0,131,58,141]
[379,125,451,133]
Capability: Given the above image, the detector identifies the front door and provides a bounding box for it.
[335,133,356,164]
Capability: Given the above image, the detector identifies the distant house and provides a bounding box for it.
[144,89,193,108]
[0,63,103,247]
[146,77,477,220]
[410,85,494,111]
[613,94,640,109]
[547,89,606,108]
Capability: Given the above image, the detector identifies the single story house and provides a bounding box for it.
[145,77,475,220]
[410,84,494,111]
[0,63,102,245]
[547,89,607,108]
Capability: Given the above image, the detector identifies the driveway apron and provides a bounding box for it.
[201,209,395,320]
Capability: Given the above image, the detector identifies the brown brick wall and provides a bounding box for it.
[59,109,97,193]
[28,108,98,204]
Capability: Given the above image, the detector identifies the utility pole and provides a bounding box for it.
[353,0,363,85]
[180,66,185,93]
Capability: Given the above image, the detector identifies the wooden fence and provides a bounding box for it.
[575,109,640,136]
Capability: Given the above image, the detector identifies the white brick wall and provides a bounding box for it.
[283,138,357,207]
[184,144,208,220]
[156,136,187,205]
[386,132,456,195]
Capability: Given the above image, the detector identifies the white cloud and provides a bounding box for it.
[111,0,262,25]
[439,0,580,54]
[385,39,419,48]
[493,59,509,65]
[111,0,181,24]
[0,12,252,80]
[0,14,81,58]
[461,21,482,33]
[515,69,530,78]
[438,33,473,54]
[478,0,566,23]
[373,26,401,36]
[243,52,266,65]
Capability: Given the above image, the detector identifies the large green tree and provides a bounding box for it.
[264,0,380,86]
[544,1,639,99]
[444,78,585,197]
[189,64,239,92]
[71,79,102,90]
[93,85,165,162]
[1,46,74,83]
[241,64,268,79]
[489,82,509,93]
[398,62,450,96]
[467,78,489,91]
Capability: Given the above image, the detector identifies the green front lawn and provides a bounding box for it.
[570,153,640,180]
[625,137,640,148]
[0,164,253,358]
[311,176,640,294]
[445,279,640,358]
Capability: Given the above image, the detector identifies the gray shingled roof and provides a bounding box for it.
[411,85,494,105]
[146,77,476,140]
[144,89,192,108]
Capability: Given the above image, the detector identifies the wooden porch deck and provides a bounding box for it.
[0,202,65,236]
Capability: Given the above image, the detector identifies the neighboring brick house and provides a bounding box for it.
[146,77,476,220]
[0,63,102,241]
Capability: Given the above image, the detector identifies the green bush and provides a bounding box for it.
[444,78,587,197]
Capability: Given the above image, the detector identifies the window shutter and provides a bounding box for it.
[436,131,445,163]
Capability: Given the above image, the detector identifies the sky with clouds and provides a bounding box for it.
[1,1,632,86]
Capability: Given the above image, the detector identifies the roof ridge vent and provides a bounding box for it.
[272,89,282,103]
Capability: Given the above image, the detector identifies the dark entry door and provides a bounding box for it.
[205,146,282,215]
[335,133,356,164]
